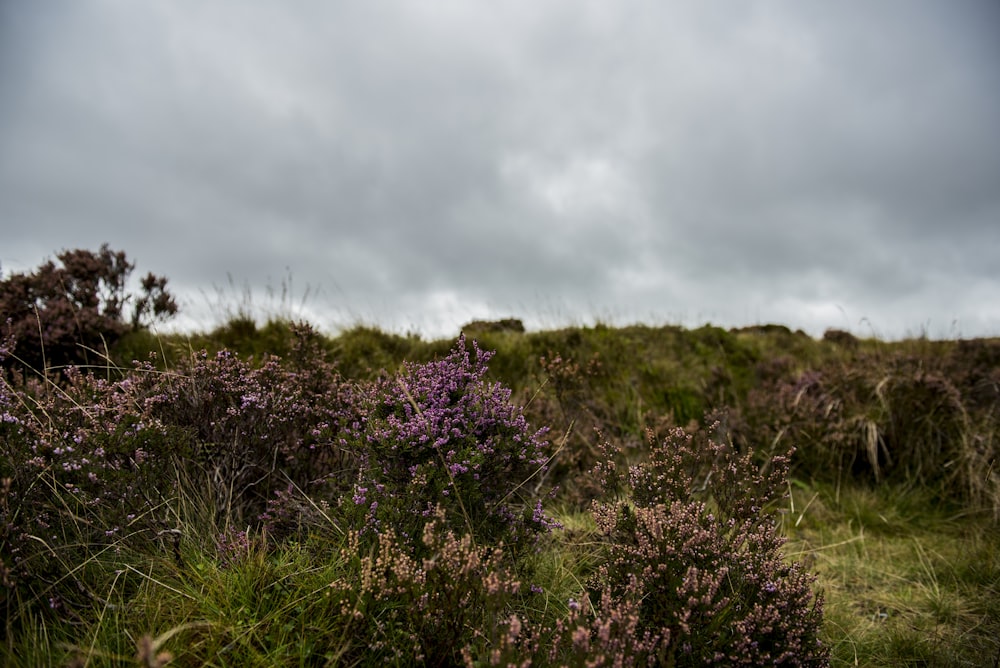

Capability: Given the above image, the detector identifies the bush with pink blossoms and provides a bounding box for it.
[580,424,828,666]
[139,331,351,523]
[339,335,558,554]
[477,425,828,667]
[0,322,351,623]
[329,510,525,664]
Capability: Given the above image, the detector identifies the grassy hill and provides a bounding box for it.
[2,317,998,666]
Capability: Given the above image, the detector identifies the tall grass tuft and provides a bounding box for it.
[736,344,1000,519]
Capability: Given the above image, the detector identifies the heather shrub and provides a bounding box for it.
[579,425,828,666]
[0,361,183,622]
[337,336,557,554]
[136,323,352,523]
[0,322,351,626]
[328,510,524,664]
[467,424,827,666]
[541,586,662,666]
[0,245,177,373]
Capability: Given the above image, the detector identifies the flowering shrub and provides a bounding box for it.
[0,359,183,616]
[581,425,828,666]
[0,245,177,372]
[339,336,557,553]
[329,510,524,664]
[141,342,348,522]
[0,322,350,621]
[215,527,252,569]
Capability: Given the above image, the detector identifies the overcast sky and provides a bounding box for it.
[2,1,998,340]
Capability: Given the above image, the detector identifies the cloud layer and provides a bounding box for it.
[2,1,998,339]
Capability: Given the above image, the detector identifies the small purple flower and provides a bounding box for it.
[216,528,251,569]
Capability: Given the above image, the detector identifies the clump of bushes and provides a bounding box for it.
[0,321,352,620]
[0,328,558,626]
[0,245,177,372]
[1,249,832,663]
[2,318,829,664]
[573,426,827,666]
[268,335,559,556]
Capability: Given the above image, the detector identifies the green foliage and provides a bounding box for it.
[329,325,429,380]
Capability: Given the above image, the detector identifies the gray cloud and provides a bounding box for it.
[2,0,998,340]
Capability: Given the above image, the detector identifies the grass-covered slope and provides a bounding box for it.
[2,317,998,666]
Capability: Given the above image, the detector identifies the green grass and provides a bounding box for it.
[523,507,605,624]
[13,481,992,666]
[2,527,357,666]
[782,482,1000,667]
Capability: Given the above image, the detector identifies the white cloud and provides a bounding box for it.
[1,0,998,340]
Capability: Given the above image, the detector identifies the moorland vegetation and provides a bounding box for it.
[1,248,997,666]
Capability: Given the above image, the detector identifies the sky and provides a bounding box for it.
[2,1,999,341]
